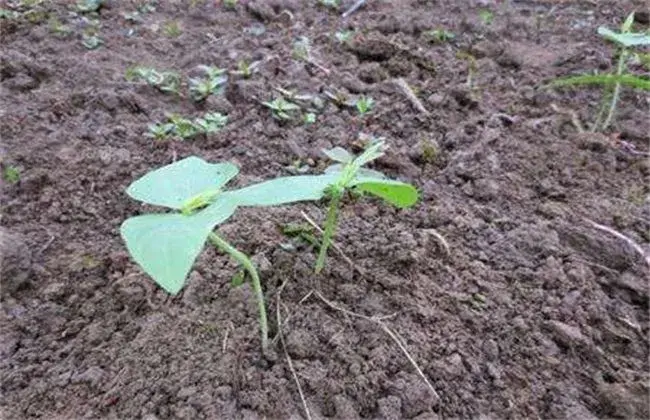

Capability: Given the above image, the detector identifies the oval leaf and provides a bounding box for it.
[120,199,236,294]
[352,178,418,208]
[322,147,353,163]
[223,174,338,207]
[127,156,239,209]
[598,27,650,47]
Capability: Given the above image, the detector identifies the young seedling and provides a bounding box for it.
[314,139,418,273]
[2,165,20,184]
[146,122,175,140]
[121,157,353,353]
[76,0,103,13]
[189,65,228,101]
[478,9,493,25]
[194,112,228,134]
[318,0,339,9]
[126,66,181,94]
[354,96,375,115]
[231,60,261,79]
[222,0,238,9]
[82,33,103,49]
[162,20,182,37]
[334,29,355,44]
[263,97,301,120]
[549,12,650,132]
[424,29,455,43]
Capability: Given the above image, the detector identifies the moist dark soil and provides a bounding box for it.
[2,1,649,419]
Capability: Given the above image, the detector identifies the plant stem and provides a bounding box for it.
[315,191,342,274]
[208,232,268,354]
[601,48,628,131]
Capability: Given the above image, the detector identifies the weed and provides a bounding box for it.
[354,96,375,115]
[478,9,493,25]
[334,29,354,44]
[318,0,339,9]
[147,112,228,140]
[303,112,317,124]
[48,17,72,37]
[162,20,182,38]
[146,122,175,141]
[126,66,181,94]
[292,36,330,74]
[189,65,227,101]
[421,141,439,164]
[424,28,455,43]
[314,139,418,272]
[3,165,20,184]
[231,60,260,78]
[82,34,103,49]
[76,0,103,13]
[222,0,238,9]
[263,97,301,120]
[549,12,650,132]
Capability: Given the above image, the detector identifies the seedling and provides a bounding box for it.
[162,20,182,37]
[550,12,650,132]
[292,36,330,74]
[263,97,300,120]
[478,9,493,25]
[82,34,102,49]
[318,0,339,9]
[76,0,103,13]
[126,66,181,94]
[334,30,354,44]
[231,60,261,79]
[120,156,357,353]
[48,17,72,37]
[424,29,455,43]
[3,165,20,184]
[148,112,228,141]
[194,112,228,134]
[146,122,175,141]
[222,0,238,9]
[314,139,418,272]
[303,112,316,124]
[189,65,227,101]
[355,96,375,115]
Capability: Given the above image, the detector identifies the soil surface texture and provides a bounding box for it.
[1,0,649,419]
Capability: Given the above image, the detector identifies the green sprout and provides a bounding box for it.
[222,0,238,9]
[81,34,103,49]
[355,96,375,115]
[334,29,354,44]
[189,66,228,101]
[318,0,339,9]
[146,122,175,141]
[76,0,103,13]
[303,112,316,124]
[478,9,493,25]
[231,60,260,78]
[126,66,181,94]
[169,115,201,139]
[3,165,20,184]
[292,36,330,74]
[48,17,72,37]
[194,112,228,134]
[162,20,182,37]
[314,139,418,273]
[147,112,228,141]
[424,28,455,43]
[263,97,300,120]
[120,157,358,353]
[549,12,650,132]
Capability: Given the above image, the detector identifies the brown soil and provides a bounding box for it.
[2,1,649,419]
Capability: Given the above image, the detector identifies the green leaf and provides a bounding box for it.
[323,146,353,163]
[550,73,650,90]
[120,199,237,294]
[127,157,239,209]
[597,27,650,47]
[351,178,418,208]
[352,140,388,168]
[224,174,338,206]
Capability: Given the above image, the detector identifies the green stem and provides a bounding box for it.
[208,232,268,354]
[315,191,342,274]
[601,48,628,131]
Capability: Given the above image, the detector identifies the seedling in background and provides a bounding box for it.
[48,17,72,37]
[194,112,228,134]
[478,9,493,25]
[550,12,650,132]
[76,0,103,13]
[146,122,175,140]
[334,30,355,44]
[126,66,181,94]
[263,97,301,120]
[222,0,238,9]
[82,33,102,49]
[148,112,228,140]
[424,28,455,43]
[303,112,316,124]
[3,165,20,184]
[121,156,357,353]
[189,65,228,101]
[162,20,182,37]
[355,96,375,115]
[318,0,339,9]
[292,36,330,74]
[314,139,418,273]
[231,60,261,78]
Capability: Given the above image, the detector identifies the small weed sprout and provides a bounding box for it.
[550,12,650,132]
[189,65,228,101]
[127,66,181,94]
[82,33,103,49]
[222,0,238,9]
[424,29,455,43]
[48,17,72,37]
[162,20,182,37]
[147,112,228,140]
[263,97,301,120]
[315,139,418,272]
[334,29,354,44]
[231,60,260,78]
[3,165,20,184]
[303,112,317,124]
[355,96,375,115]
[318,0,340,9]
[146,122,175,141]
[478,9,493,25]
[292,36,330,74]
[76,0,103,13]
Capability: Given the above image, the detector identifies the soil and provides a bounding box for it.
[1,0,649,419]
